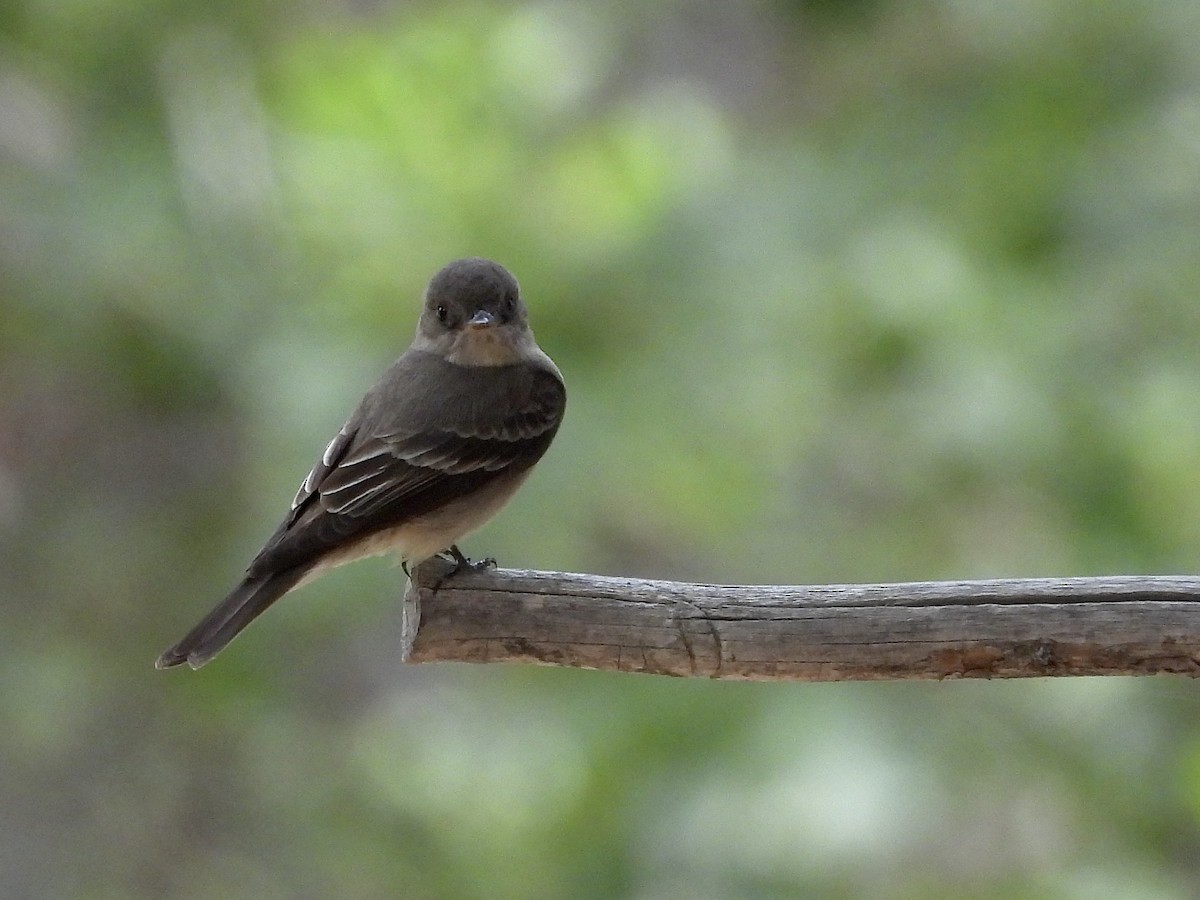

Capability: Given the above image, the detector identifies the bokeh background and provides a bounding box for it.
[5,0,1200,896]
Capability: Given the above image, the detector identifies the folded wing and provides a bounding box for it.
[246,362,565,577]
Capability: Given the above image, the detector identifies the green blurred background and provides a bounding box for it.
[4,0,1200,896]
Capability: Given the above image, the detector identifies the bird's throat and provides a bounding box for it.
[446,328,530,367]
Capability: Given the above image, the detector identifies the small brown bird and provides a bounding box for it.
[157,258,566,669]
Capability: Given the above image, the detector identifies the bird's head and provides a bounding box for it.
[415,258,535,366]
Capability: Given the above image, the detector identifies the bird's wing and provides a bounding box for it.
[246,366,564,576]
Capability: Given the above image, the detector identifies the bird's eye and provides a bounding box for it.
[436,305,449,324]
[504,295,516,314]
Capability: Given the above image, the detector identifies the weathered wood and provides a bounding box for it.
[401,559,1200,680]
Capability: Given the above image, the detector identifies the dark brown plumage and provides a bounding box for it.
[156,258,565,670]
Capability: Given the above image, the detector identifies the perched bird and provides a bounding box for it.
[157,258,566,670]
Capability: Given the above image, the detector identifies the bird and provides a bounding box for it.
[156,258,566,669]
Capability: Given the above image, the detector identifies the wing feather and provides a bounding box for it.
[247,361,564,577]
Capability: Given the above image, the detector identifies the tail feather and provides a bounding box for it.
[156,567,307,670]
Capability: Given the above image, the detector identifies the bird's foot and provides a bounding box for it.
[428,546,496,592]
[443,544,497,575]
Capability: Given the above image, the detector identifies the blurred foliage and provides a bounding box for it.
[4,0,1200,897]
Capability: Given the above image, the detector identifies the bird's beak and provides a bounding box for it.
[466,309,496,330]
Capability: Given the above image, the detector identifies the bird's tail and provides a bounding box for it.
[155,567,307,670]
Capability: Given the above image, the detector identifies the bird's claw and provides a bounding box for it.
[443,544,496,575]
[428,546,496,592]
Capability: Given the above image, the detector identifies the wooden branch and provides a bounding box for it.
[400,559,1200,680]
